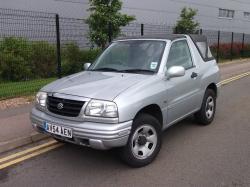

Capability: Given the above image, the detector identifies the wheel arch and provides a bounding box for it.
[206,83,217,97]
[134,104,163,127]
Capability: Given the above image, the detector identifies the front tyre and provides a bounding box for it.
[195,89,216,125]
[119,114,162,167]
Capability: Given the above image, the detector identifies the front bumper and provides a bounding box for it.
[30,107,132,150]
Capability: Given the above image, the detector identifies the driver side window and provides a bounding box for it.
[166,40,193,69]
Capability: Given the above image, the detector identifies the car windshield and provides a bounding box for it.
[89,40,166,74]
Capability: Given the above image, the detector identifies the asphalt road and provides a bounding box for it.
[0,76,250,187]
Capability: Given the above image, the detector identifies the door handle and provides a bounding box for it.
[191,72,198,79]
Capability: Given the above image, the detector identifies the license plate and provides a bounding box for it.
[44,122,72,138]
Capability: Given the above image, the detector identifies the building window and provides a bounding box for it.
[219,8,235,19]
[244,12,250,19]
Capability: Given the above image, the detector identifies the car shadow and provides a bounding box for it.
[55,115,201,169]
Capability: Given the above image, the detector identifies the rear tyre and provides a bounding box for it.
[195,89,216,125]
[119,113,162,167]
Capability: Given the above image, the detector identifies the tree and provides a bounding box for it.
[174,7,199,34]
[86,0,135,49]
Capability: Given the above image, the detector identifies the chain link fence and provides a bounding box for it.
[0,8,250,100]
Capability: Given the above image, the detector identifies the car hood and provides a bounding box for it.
[42,71,151,101]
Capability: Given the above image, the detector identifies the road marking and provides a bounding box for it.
[220,71,250,86]
[221,73,249,85]
[221,72,250,84]
[0,71,249,170]
[0,143,63,170]
[0,140,58,164]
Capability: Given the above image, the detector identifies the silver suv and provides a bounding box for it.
[30,34,220,167]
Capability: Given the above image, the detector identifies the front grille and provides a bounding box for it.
[47,96,85,117]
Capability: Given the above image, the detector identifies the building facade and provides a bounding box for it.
[1,0,250,33]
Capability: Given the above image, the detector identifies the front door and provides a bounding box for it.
[166,39,201,124]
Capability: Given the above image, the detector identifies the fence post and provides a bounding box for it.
[217,30,220,63]
[231,32,234,61]
[242,33,245,57]
[108,22,112,43]
[141,24,144,36]
[55,14,61,78]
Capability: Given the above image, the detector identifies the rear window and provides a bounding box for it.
[196,42,207,59]
[207,47,213,58]
[189,35,214,61]
[193,40,214,61]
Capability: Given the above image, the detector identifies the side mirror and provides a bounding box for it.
[166,66,185,79]
[83,63,91,70]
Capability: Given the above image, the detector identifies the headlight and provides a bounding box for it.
[85,100,118,118]
[36,91,47,108]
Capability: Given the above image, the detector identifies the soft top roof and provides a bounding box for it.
[189,34,208,43]
[115,34,207,42]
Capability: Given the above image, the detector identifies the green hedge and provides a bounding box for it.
[0,37,34,81]
[61,43,101,76]
[0,37,101,82]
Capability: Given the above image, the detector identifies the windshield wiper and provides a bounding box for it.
[91,68,119,72]
[120,69,155,74]
[91,68,155,74]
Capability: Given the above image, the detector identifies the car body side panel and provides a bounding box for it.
[185,36,220,108]
[165,68,202,124]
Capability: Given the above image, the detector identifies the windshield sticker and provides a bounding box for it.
[150,62,158,70]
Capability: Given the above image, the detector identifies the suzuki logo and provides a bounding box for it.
[57,103,64,110]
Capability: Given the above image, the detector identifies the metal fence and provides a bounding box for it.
[0,8,250,100]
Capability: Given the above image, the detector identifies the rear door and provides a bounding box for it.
[166,39,201,124]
